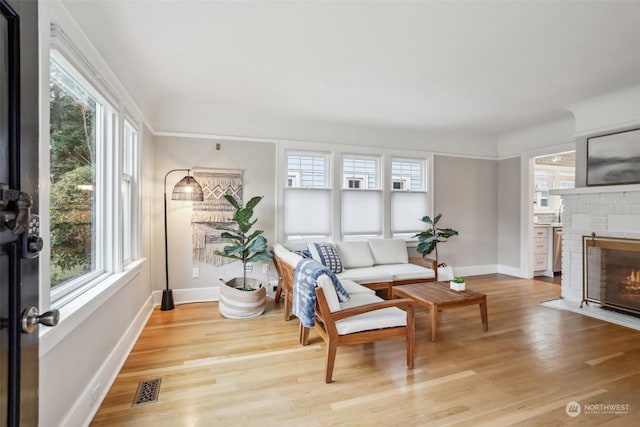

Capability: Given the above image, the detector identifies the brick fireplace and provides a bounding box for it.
[548,185,640,329]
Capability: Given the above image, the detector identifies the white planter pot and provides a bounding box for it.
[219,278,266,319]
[450,281,465,291]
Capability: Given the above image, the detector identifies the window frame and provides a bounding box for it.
[278,144,433,244]
[47,45,142,307]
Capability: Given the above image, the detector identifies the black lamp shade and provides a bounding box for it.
[171,176,203,201]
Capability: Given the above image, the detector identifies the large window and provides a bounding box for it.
[49,50,140,305]
[281,149,430,243]
[390,158,428,238]
[341,155,382,240]
[284,151,331,240]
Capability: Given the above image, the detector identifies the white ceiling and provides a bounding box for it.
[62,1,640,146]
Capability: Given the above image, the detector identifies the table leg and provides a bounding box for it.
[480,297,488,331]
[430,304,438,341]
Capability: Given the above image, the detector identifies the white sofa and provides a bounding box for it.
[272,239,436,321]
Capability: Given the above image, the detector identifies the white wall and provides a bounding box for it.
[431,155,498,276]
[151,135,277,303]
[38,2,154,425]
[497,157,521,272]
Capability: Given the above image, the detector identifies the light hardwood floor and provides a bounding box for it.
[90,275,640,426]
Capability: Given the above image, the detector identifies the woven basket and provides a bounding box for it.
[219,278,266,319]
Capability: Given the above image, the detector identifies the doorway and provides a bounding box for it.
[531,151,575,279]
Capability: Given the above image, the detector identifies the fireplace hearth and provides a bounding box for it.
[583,234,640,316]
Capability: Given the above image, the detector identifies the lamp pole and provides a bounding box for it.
[162,168,195,311]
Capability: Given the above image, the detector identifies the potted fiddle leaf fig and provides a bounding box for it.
[413,213,458,271]
[215,194,273,318]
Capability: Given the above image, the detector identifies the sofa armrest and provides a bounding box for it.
[408,257,438,280]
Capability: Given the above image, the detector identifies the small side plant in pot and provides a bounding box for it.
[215,194,272,319]
[414,213,458,281]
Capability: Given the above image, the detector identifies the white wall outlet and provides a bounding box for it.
[245,263,253,272]
[192,267,199,278]
[262,263,270,274]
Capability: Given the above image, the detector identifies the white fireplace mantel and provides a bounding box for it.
[551,184,640,196]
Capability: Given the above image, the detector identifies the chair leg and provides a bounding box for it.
[299,323,310,345]
[284,293,292,321]
[325,342,338,383]
[407,304,415,369]
[274,278,283,303]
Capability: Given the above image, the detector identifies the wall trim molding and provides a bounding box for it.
[496,264,526,278]
[61,296,153,427]
[152,286,221,306]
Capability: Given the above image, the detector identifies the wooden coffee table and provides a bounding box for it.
[392,282,488,341]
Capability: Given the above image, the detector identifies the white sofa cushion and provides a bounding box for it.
[377,263,436,281]
[317,276,374,313]
[273,243,303,268]
[335,241,375,268]
[335,293,407,335]
[307,242,343,273]
[317,275,342,312]
[340,278,376,295]
[368,238,409,265]
[337,267,393,284]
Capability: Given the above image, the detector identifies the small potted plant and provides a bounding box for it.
[450,277,466,291]
[414,213,458,280]
[215,194,272,318]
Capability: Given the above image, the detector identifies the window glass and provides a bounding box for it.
[391,159,424,191]
[49,58,99,288]
[122,120,137,263]
[342,156,379,189]
[287,152,328,188]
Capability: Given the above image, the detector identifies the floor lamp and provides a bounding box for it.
[162,169,204,311]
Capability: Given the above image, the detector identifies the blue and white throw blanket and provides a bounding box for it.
[292,258,350,327]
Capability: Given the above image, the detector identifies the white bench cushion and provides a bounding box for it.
[335,241,374,268]
[335,293,407,335]
[337,267,393,284]
[368,238,409,265]
[377,263,435,281]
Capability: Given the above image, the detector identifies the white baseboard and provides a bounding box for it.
[496,264,527,278]
[453,264,498,277]
[65,296,153,427]
[152,286,221,306]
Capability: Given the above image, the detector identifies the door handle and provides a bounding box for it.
[21,306,60,334]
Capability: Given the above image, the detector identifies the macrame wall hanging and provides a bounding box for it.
[191,168,243,266]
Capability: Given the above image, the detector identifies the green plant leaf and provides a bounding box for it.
[224,245,245,256]
[223,194,240,209]
[247,235,268,254]
[419,215,433,225]
[437,228,459,238]
[432,213,442,225]
[245,196,263,211]
[247,252,273,263]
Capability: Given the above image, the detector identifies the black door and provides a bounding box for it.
[1,1,47,426]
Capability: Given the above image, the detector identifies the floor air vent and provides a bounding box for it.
[132,378,162,407]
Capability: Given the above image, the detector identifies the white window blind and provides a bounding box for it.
[284,188,332,239]
[342,190,383,237]
[391,191,429,235]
